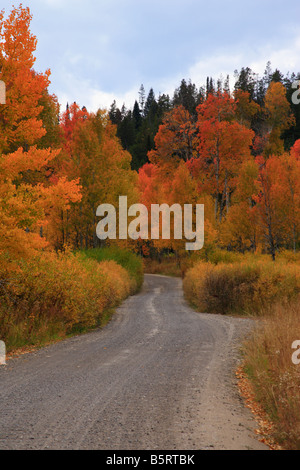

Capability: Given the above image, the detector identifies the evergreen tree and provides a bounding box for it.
[157,93,171,117]
[132,100,142,129]
[234,67,256,100]
[224,75,230,95]
[117,110,135,150]
[206,77,215,96]
[109,100,122,125]
[108,67,300,172]
[173,79,199,116]
[144,88,156,117]
[263,61,273,89]
[271,69,284,83]
[138,84,146,116]
[282,72,300,148]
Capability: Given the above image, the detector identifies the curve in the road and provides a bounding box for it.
[0,274,268,450]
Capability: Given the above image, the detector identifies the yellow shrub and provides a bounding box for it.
[183,259,300,315]
[0,251,136,351]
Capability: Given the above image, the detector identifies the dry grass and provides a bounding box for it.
[243,301,300,449]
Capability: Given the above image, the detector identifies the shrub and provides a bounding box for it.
[184,255,300,448]
[183,259,300,315]
[194,247,244,265]
[0,250,139,351]
[81,246,144,292]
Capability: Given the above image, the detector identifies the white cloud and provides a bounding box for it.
[249,36,300,76]
[55,73,139,113]
[184,34,300,94]
[188,52,243,89]
[55,33,300,114]
[87,87,140,112]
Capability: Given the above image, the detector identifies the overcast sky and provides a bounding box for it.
[2,0,300,112]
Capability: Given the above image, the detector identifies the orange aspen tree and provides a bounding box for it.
[193,92,254,222]
[0,5,81,256]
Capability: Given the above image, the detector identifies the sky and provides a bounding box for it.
[2,0,300,112]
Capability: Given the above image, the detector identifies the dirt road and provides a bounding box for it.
[0,274,268,450]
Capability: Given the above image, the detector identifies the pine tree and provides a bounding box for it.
[132,100,142,129]
[234,67,256,100]
[173,79,199,116]
[144,88,156,118]
[138,84,146,116]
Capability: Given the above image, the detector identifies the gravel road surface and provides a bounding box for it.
[0,274,268,450]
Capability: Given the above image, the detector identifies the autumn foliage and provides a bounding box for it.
[183,256,300,315]
[0,250,140,351]
[0,5,300,449]
[0,5,142,349]
[0,5,299,357]
[2,5,299,264]
[139,87,299,259]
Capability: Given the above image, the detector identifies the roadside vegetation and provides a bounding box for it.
[0,247,143,353]
[144,248,300,450]
[143,255,183,277]
[0,7,143,354]
[243,302,300,449]
[82,247,144,292]
[1,5,300,450]
[180,249,300,450]
[183,254,299,316]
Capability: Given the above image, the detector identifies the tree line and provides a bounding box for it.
[110,65,300,171]
[0,5,299,261]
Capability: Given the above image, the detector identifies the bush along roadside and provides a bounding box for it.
[183,256,300,449]
[81,246,144,293]
[183,259,299,316]
[0,247,143,353]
